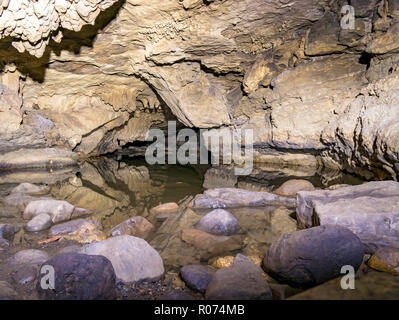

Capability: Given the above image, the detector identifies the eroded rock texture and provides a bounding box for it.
[1,0,399,179]
[0,0,119,57]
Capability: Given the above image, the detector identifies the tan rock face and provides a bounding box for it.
[0,0,119,58]
[0,0,399,180]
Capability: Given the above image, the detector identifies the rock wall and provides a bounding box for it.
[1,0,399,180]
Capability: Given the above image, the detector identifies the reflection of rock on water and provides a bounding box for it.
[202,164,364,192]
[50,158,164,233]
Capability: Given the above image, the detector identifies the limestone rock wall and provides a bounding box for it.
[1,0,399,180]
[0,0,118,57]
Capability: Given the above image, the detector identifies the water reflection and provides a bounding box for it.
[0,156,365,270]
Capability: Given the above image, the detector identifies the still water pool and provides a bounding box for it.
[0,155,365,272]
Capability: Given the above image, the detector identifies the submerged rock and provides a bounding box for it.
[49,219,105,244]
[273,179,315,197]
[10,183,50,196]
[191,188,296,209]
[23,199,79,223]
[150,202,179,215]
[0,281,18,300]
[270,207,297,235]
[0,148,78,170]
[25,213,52,232]
[195,209,240,236]
[0,223,20,241]
[79,235,164,283]
[296,181,399,251]
[209,255,263,269]
[368,247,399,276]
[3,193,54,211]
[110,216,154,239]
[180,265,215,293]
[37,253,116,300]
[12,265,38,285]
[6,249,50,267]
[206,254,272,300]
[57,245,82,255]
[0,205,19,218]
[289,270,399,300]
[202,166,238,189]
[263,225,364,288]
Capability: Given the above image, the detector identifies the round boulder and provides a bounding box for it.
[263,225,364,288]
[36,253,116,300]
[195,209,240,236]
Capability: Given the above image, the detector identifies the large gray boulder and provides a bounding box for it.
[196,209,240,236]
[36,253,116,300]
[296,181,399,252]
[263,225,364,288]
[206,254,272,300]
[191,188,296,209]
[79,235,164,283]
